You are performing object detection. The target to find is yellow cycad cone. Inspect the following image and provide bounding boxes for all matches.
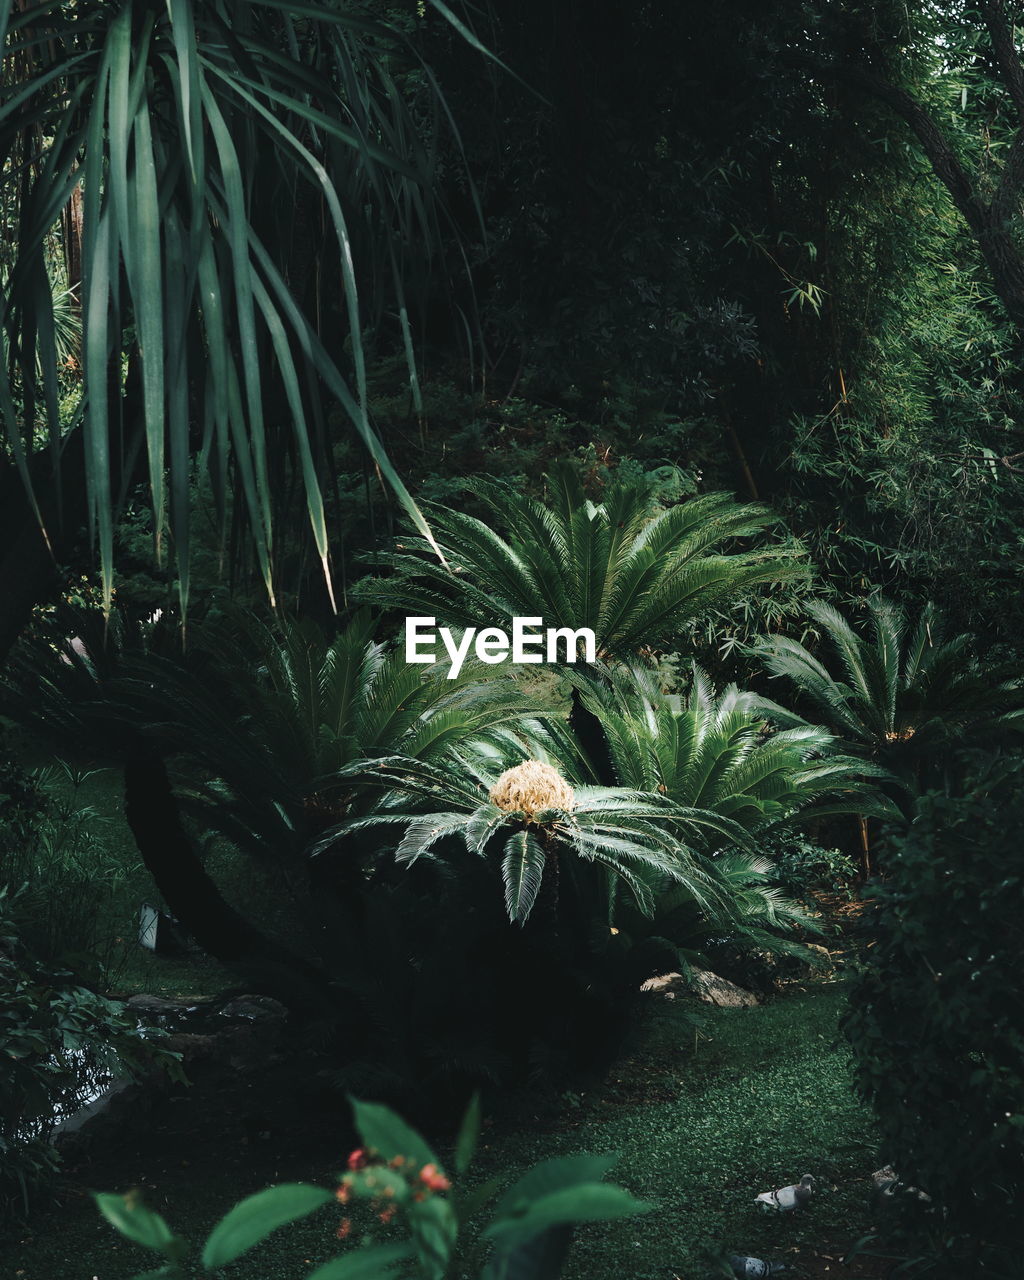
[489,761,575,818]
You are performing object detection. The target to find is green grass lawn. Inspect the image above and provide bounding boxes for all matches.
[470,981,878,1278]
[1,978,880,1280]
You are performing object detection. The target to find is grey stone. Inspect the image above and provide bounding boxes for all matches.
[690,968,759,1008]
[125,994,196,1016]
[218,994,288,1023]
[640,969,759,1007]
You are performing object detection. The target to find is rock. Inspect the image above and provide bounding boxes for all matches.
[690,968,759,1008]
[640,970,759,1007]
[640,972,686,996]
[50,1079,142,1155]
[164,1032,225,1064]
[218,994,288,1024]
[125,994,198,1017]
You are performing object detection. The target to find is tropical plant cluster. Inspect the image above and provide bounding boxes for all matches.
[4,0,1024,1274]
[6,453,1024,1274]
[6,467,886,1108]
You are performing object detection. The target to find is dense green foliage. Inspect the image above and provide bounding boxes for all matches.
[0,888,179,1221]
[4,0,1024,1273]
[844,756,1024,1275]
[574,661,898,827]
[7,584,852,1108]
[751,597,1024,794]
[0,0,479,613]
[361,461,805,657]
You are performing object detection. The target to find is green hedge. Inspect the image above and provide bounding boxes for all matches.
[845,755,1024,1273]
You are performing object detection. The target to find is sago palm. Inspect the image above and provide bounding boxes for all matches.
[318,755,747,926]
[570,661,900,833]
[20,607,541,863]
[749,597,1024,788]
[362,460,807,658]
[616,850,824,991]
[3,607,542,979]
[557,663,889,980]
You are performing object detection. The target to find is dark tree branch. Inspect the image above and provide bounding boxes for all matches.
[979,0,1024,128]
[124,746,331,1013]
[992,129,1024,223]
[821,59,987,237]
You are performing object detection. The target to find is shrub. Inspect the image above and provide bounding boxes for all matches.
[0,755,139,979]
[0,889,182,1223]
[844,754,1024,1274]
[94,1096,650,1280]
[750,598,1024,796]
[764,833,857,907]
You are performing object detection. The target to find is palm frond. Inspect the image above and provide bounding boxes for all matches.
[500,829,546,924]
[751,596,1024,788]
[359,465,808,655]
[572,661,893,844]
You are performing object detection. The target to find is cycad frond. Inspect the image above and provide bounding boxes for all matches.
[572,661,891,841]
[395,813,471,865]
[751,596,1024,786]
[360,459,807,655]
[501,829,546,924]
[327,744,735,927]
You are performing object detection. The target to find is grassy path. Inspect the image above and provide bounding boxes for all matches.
[2,980,883,1279]
[472,981,880,1278]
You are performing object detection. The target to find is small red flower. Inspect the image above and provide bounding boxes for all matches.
[336,1218,352,1240]
[418,1164,451,1192]
[335,1185,350,1204]
[346,1148,367,1171]
[378,1206,397,1225]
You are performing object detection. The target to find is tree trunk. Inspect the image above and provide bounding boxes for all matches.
[0,428,87,665]
[811,50,1024,348]
[124,746,330,1011]
[569,684,617,785]
[858,815,871,881]
[61,181,84,308]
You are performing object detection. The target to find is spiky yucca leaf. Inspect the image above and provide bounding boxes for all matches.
[1,0,482,609]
